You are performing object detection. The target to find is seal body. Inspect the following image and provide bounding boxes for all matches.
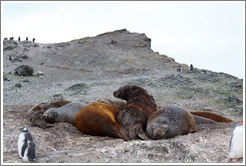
[43,103,85,124]
[229,122,243,162]
[147,105,196,139]
[18,127,37,162]
[113,85,158,140]
[74,102,130,141]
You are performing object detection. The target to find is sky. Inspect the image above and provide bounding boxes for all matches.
[1,1,245,79]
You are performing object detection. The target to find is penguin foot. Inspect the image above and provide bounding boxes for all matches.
[232,158,238,162]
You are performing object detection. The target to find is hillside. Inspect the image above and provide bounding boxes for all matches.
[2,29,243,163]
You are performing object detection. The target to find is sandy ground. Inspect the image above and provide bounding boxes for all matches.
[2,104,243,164]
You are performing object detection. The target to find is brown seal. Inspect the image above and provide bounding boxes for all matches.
[74,102,130,141]
[26,100,71,128]
[190,111,233,123]
[43,103,85,124]
[147,105,196,140]
[113,85,158,140]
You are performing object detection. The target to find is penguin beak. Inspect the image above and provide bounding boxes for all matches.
[18,128,22,131]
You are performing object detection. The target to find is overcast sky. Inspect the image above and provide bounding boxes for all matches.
[1,1,245,79]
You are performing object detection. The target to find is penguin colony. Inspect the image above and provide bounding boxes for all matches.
[18,127,37,162]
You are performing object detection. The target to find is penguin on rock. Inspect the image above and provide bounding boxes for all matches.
[229,120,243,162]
[18,127,37,162]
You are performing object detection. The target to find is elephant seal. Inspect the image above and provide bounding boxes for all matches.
[147,105,196,140]
[113,85,158,140]
[26,100,71,128]
[43,103,85,124]
[74,102,130,141]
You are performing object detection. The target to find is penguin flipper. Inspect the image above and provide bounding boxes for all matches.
[27,142,36,161]
[21,139,28,157]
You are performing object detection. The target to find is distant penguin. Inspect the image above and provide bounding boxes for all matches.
[18,36,21,41]
[26,37,28,41]
[32,38,35,42]
[190,64,193,71]
[18,127,37,162]
[177,65,182,72]
[229,121,243,162]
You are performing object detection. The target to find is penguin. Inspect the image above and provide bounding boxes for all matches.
[229,120,243,162]
[18,127,37,162]
[190,64,193,71]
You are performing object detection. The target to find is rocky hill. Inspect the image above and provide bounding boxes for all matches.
[2,29,243,163]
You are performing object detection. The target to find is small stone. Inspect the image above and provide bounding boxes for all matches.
[3,75,10,81]
[36,71,44,77]
[15,83,22,88]
[21,55,29,59]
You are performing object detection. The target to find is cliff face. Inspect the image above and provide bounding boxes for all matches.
[2,29,243,163]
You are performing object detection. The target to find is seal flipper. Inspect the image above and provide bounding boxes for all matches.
[128,123,148,140]
[192,114,216,124]
[190,111,233,123]
[116,123,130,141]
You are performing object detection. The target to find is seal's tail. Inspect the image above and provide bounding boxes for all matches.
[190,111,233,123]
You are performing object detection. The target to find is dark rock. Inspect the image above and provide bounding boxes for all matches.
[21,55,29,59]
[66,83,89,91]
[15,83,22,88]
[51,94,64,100]
[3,75,10,81]
[9,55,23,62]
[4,45,16,51]
[15,65,34,76]
[110,40,117,45]
[227,96,243,105]
[23,48,29,51]
[33,43,39,47]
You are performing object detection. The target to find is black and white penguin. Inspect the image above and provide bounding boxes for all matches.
[190,64,193,71]
[229,120,243,162]
[18,127,37,162]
